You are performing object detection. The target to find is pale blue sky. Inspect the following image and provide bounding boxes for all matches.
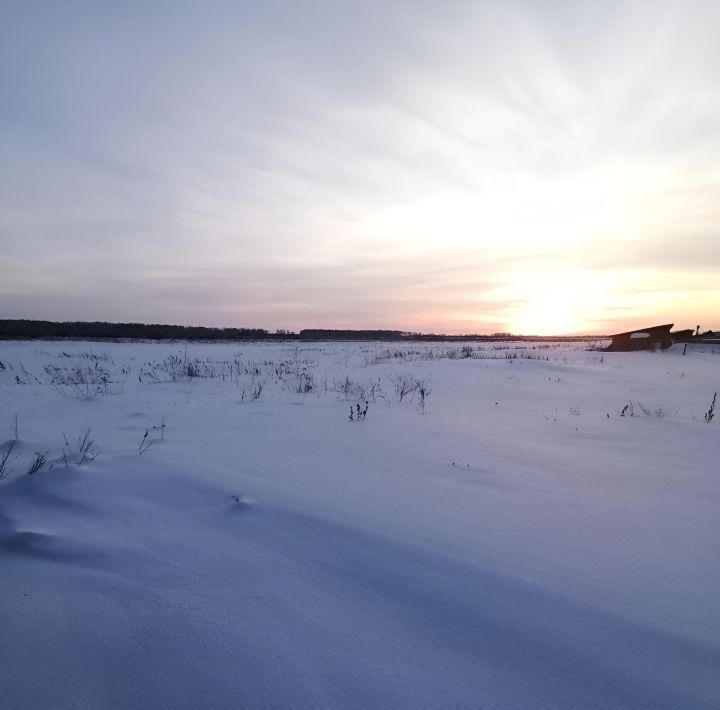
[1,0,718,333]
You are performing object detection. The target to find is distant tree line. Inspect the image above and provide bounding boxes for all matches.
[0,320,603,342]
[0,320,269,341]
[297,329,406,340]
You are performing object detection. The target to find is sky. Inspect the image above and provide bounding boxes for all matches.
[1,0,718,335]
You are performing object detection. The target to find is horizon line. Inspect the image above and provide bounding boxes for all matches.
[4,317,714,340]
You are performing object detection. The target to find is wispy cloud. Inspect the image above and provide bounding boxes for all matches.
[1,0,718,333]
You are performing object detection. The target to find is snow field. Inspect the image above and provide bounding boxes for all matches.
[1,340,719,709]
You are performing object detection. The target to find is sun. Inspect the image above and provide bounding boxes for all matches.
[510,296,586,336]
[504,268,609,335]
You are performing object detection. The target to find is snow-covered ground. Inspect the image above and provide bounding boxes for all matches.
[1,339,718,709]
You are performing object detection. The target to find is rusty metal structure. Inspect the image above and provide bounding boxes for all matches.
[605,324,674,352]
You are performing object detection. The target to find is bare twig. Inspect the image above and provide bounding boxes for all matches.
[705,392,717,423]
[27,452,48,475]
[0,440,17,480]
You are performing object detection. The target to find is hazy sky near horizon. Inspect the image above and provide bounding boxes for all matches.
[1,1,718,334]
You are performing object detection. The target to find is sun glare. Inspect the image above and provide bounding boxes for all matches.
[503,268,611,335]
[510,297,585,336]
